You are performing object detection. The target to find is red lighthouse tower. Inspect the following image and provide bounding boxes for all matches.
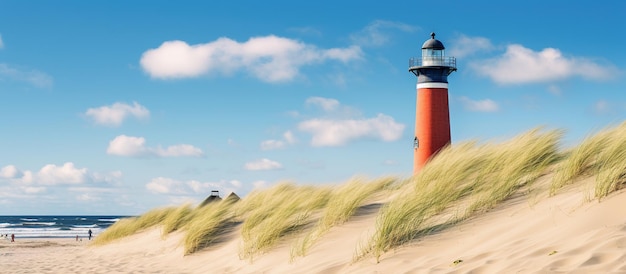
[409,33,457,174]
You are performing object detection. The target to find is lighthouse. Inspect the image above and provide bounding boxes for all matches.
[409,33,457,174]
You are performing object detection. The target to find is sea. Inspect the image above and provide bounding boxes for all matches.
[0,216,131,239]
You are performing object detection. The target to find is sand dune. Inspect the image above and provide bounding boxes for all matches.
[2,175,626,273]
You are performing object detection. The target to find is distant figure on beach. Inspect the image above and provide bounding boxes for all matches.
[11,233,14,242]
[88,229,92,240]
[76,235,79,241]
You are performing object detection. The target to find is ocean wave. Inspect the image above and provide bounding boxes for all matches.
[22,222,56,226]
[20,218,38,222]
[0,228,61,232]
[0,223,13,227]
[98,218,120,222]
[72,224,98,228]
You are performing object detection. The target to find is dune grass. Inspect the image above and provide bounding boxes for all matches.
[551,122,626,200]
[237,183,332,261]
[465,129,562,214]
[551,127,613,195]
[593,123,626,199]
[92,206,176,246]
[183,199,238,255]
[161,203,194,236]
[359,128,562,262]
[290,177,395,260]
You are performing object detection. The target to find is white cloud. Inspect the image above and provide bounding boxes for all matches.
[145,177,238,195]
[37,163,88,185]
[106,135,204,158]
[350,20,417,47]
[140,35,362,83]
[158,144,205,157]
[85,102,149,127]
[448,34,494,57]
[106,135,148,157]
[244,158,283,171]
[471,44,617,84]
[0,63,53,88]
[0,163,121,186]
[459,96,499,112]
[298,113,405,147]
[306,97,340,111]
[0,165,21,178]
[260,130,297,151]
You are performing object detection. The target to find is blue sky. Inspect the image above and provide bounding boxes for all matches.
[0,0,624,215]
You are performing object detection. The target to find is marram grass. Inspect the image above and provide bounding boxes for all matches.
[161,203,193,236]
[291,177,395,260]
[92,206,176,246]
[237,183,331,260]
[551,122,626,199]
[551,127,613,195]
[465,129,562,214]
[593,123,626,199]
[183,199,237,255]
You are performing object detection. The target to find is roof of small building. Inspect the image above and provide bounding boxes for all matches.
[199,192,222,207]
[224,192,241,202]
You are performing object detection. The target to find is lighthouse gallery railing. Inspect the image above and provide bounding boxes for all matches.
[409,57,456,69]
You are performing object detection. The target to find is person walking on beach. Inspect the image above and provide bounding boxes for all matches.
[11,233,14,242]
[88,229,92,240]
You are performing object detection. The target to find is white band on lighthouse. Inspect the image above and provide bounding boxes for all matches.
[417,82,448,89]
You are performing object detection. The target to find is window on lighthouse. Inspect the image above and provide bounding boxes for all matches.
[422,49,444,66]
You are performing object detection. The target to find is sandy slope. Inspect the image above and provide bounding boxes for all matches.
[2,177,626,273]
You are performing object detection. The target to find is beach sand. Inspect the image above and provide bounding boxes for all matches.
[3,179,626,273]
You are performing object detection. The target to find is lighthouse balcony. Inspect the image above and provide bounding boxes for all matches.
[409,56,457,70]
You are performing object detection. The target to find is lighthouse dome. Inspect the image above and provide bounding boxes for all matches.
[421,32,445,50]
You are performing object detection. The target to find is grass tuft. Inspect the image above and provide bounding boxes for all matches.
[551,128,612,195]
[183,199,238,255]
[92,206,175,246]
[291,177,394,259]
[237,183,331,261]
[551,122,626,199]
[162,203,193,236]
